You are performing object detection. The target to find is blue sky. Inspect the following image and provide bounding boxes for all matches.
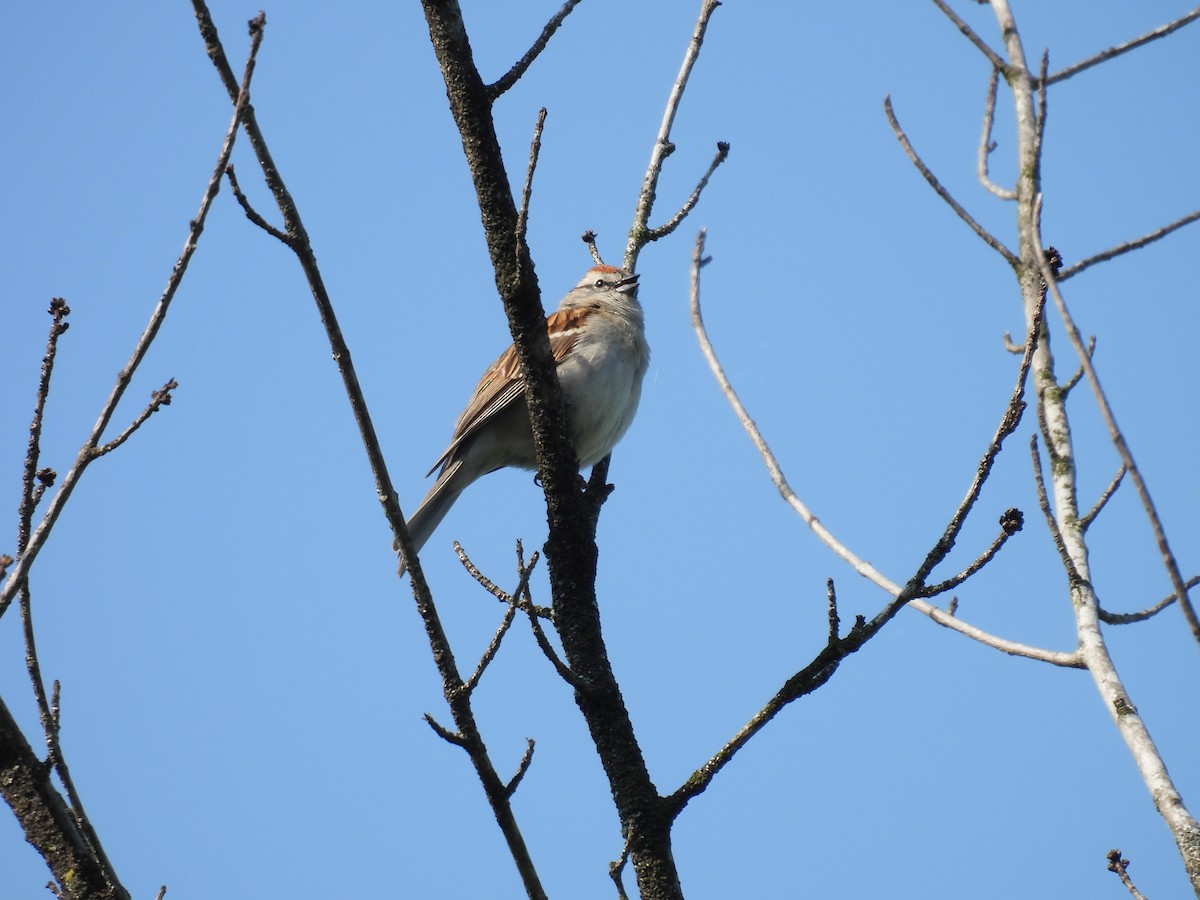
[3,1,1199,897]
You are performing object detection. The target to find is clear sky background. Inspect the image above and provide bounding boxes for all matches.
[2,2,1199,898]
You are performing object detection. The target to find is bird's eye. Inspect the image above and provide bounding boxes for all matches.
[594,279,606,288]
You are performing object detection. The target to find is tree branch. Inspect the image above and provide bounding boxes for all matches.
[1034,196,1200,644]
[930,0,1006,70]
[0,15,259,617]
[1099,575,1199,625]
[885,95,1019,266]
[1058,208,1200,280]
[1046,7,1200,86]
[977,68,1016,200]
[197,5,551,896]
[487,0,584,99]
[625,0,723,272]
[689,230,1076,666]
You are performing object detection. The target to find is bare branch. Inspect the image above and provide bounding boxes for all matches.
[93,380,179,459]
[1059,208,1200,280]
[1046,8,1200,86]
[643,141,730,244]
[200,7,550,894]
[1034,196,1200,643]
[225,164,290,244]
[825,579,840,645]
[1100,575,1199,625]
[580,230,605,266]
[977,68,1016,200]
[1060,335,1096,396]
[453,541,551,618]
[930,0,1006,70]
[625,0,723,271]
[463,604,518,696]
[689,230,1076,666]
[515,108,548,264]
[423,713,466,746]
[0,695,129,900]
[1035,50,1048,160]
[920,510,1023,598]
[884,95,1019,266]
[1080,464,1126,532]
[487,0,584,99]
[504,739,536,798]
[1030,433,1084,586]
[0,15,260,615]
[1106,848,1150,900]
[8,299,71,621]
[609,831,634,900]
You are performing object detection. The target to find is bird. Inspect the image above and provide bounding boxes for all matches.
[398,264,650,575]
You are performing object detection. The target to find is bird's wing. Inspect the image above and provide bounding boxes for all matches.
[425,306,589,477]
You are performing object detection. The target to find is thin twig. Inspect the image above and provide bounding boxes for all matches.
[643,141,730,244]
[1106,849,1150,900]
[461,546,543,694]
[0,16,261,614]
[691,229,1075,672]
[5,26,265,893]
[423,712,466,746]
[930,0,1007,70]
[920,510,1023,598]
[1035,195,1200,643]
[580,230,604,266]
[906,281,1043,590]
[1030,434,1082,585]
[201,9,548,894]
[1080,464,1126,532]
[515,108,548,264]
[487,0,584,99]
[624,0,723,271]
[504,739,536,798]
[609,831,635,900]
[93,380,178,458]
[1047,7,1200,85]
[977,69,1015,200]
[225,164,290,244]
[1059,208,1200,280]
[521,578,583,688]
[1100,575,1198,625]
[454,542,551,618]
[463,605,518,696]
[825,579,840,644]
[690,229,1077,666]
[1060,335,1096,397]
[1035,51,1048,160]
[6,299,71,622]
[885,96,1019,267]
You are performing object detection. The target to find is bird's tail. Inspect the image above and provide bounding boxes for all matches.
[397,460,468,577]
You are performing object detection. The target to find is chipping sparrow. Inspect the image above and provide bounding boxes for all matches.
[398,265,650,575]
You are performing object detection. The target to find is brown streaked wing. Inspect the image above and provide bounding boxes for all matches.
[425,306,589,476]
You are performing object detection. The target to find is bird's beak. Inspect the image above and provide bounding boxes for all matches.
[616,273,639,296]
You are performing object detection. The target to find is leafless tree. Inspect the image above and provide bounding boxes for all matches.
[1,3,1197,899]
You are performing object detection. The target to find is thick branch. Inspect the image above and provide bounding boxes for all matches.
[0,694,129,900]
